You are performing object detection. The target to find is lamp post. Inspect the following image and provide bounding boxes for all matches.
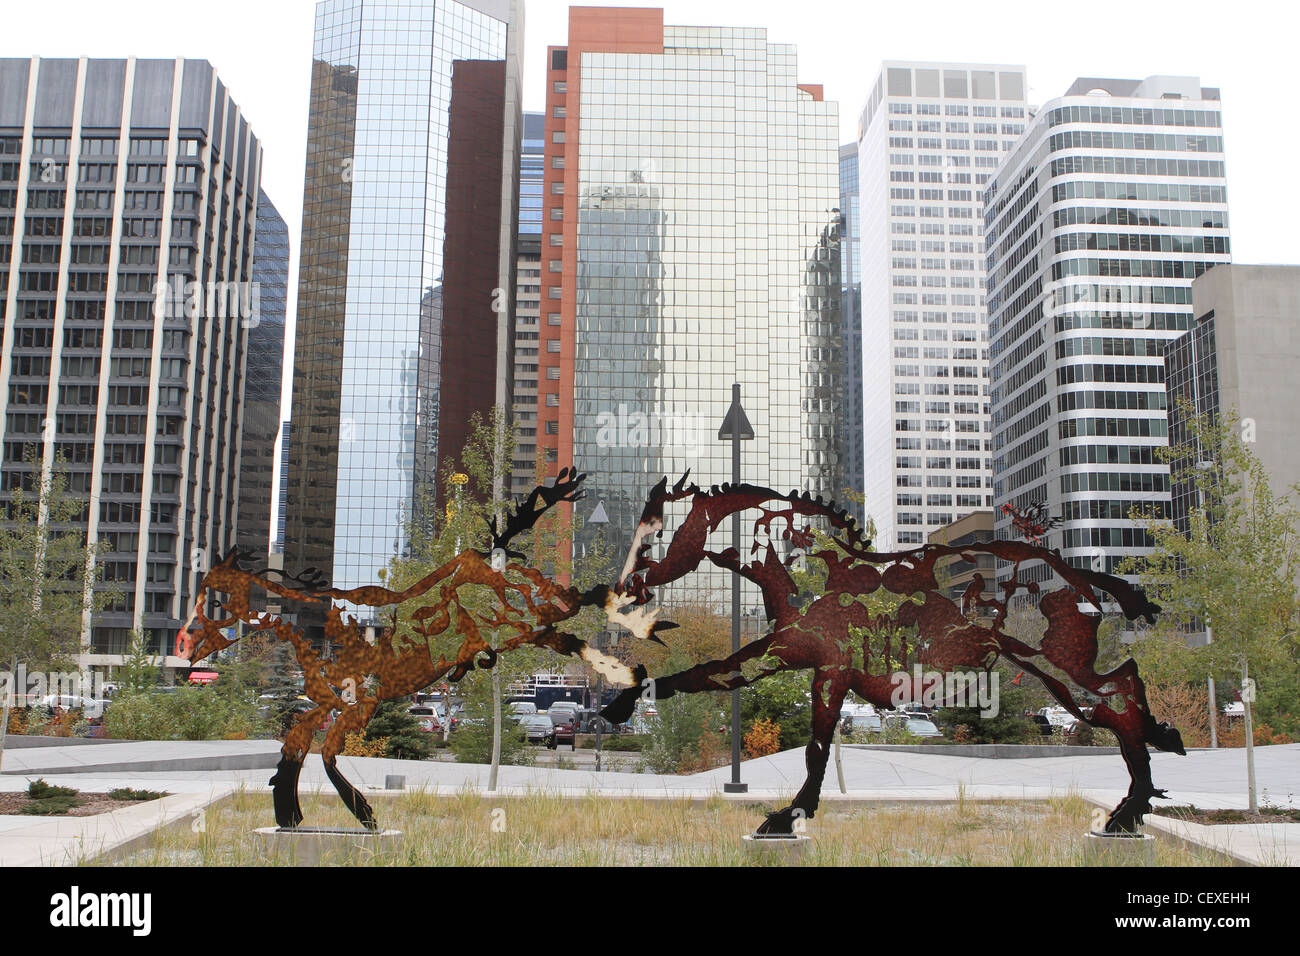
[718,383,754,794]
[589,500,609,772]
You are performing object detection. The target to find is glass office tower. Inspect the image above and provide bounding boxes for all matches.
[236,188,287,572]
[985,76,1230,588]
[284,0,523,598]
[510,110,545,495]
[537,9,842,606]
[839,142,864,523]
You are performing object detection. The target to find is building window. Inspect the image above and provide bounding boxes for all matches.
[552,131,566,144]
[553,80,567,94]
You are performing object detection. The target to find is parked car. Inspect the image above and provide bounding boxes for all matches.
[842,712,882,734]
[1039,706,1074,730]
[884,713,943,738]
[37,694,107,720]
[547,701,580,725]
[408,705,442,734]
[548,716,577,750]
[1026,713,1053,737]
[508,701,537,720]
[520,715,554,744]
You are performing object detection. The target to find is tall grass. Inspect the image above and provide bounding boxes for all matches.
[108,789,1224,867]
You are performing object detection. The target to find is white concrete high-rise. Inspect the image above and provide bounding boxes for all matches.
[984,76,1231,588]
[857,62,1027,548]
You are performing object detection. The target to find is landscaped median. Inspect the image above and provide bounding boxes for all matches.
[0,784,236,866]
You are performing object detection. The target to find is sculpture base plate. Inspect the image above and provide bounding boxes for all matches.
[741,832,811,862]
[255,826,402,866]
[1082,829,1155,866]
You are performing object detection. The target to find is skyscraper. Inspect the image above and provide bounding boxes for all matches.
[985,76,1231,586]
[283,0,523,598]
[0,56,262,666]
[534,7,842,601]
[839,143,864,524]
[511,110,545,495]
[236,188,287,572]
[858,62,1027,550]
[1165,264,1300,537]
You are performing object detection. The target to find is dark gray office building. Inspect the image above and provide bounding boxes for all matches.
[0,56,263,670]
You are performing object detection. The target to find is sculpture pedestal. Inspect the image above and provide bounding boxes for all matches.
[1082,830,1155,865]
[255,826,403,866]
[741,833,810,862]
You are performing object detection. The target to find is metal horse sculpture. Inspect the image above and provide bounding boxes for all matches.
[600,474,1185,834]
[177,470,666,829]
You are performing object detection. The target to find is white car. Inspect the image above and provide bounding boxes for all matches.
[884,713,943,738]
[38,694,107,719]
[1040,706,1074,729]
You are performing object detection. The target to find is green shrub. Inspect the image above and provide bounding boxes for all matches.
[28,778,78,799]
[578,734,644,751]
[102,686,263,741]
[448,719,528,764]
[108,787,167,801]
[642,693,724,774]
[22,796,81,815]
[24,779,82,815]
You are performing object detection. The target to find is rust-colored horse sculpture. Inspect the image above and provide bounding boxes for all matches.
[600,474,1185,834]
[178,470,666,829]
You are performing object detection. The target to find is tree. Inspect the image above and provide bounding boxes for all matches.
[364,699,434,761]
[116,629,161,696]
[384,407,610,788]
[0,460,111,770]
[1120,404,1300,808]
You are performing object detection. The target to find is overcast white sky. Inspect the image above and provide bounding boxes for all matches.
[4,0,1295,415]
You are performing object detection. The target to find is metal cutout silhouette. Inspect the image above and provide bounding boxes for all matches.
[598,474,1184,834]
[182,468,1183,835]
[177,469,665,829]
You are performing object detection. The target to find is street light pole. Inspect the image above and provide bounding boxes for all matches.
[588,500,609,773]
[718,383,754,794]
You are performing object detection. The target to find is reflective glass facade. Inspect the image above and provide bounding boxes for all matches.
[510,111,544,494]
[539,12,842,607]
[285,0,521,595]
[236,188,287,571]
[839,142,864,522]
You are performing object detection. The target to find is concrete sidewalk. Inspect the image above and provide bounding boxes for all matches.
[0,739,281,776]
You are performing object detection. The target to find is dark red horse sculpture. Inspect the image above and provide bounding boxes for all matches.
[600,474,1185,834]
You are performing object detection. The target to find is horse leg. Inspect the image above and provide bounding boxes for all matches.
[600,634,780,725]
[757,667,846,834]
[271,706,328,828]
[319,697,379,830]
